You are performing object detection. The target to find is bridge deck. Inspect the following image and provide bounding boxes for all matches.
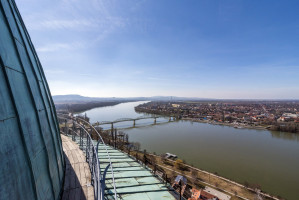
[94,116,162,126]
[61,135,94,200]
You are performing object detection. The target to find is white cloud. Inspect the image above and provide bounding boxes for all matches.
[44,69,65,74]
[36,42,83,52]
[147,77,170,81]
[38,19,95,30]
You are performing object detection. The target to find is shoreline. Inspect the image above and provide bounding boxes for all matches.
[135,105,299,134]
[154,155,280,200]
[134,107,270,132]
[182,117,268,131]
[130,150,281,200]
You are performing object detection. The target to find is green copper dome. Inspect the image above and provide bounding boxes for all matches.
[0,0,64,199]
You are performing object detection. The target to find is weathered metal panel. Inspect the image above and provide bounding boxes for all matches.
[0,0,65,199]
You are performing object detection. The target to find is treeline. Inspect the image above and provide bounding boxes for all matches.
[269,122,299,133]
[55,101,123,113]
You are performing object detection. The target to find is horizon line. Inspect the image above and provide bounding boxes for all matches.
[52,94,299,101]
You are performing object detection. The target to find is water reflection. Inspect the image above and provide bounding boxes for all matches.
[270,131,299,142]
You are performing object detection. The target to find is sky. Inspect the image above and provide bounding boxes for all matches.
[15,0,299,99]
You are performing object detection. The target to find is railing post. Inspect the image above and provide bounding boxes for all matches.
[179,179,182,200]
[111,128,114,146]
[101,164,111,200]
[80,127,83,149]
[72,122,75,141]
[91,146,95,186]
[95,153,101,199]
[114,129,117,149]
[65,119,68,136]
[96,140,101,155]
[86,136,89,162]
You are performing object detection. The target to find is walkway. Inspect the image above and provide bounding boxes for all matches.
[61,135,94,200]
[97,143,176,200]
[63,135,176,199]
[59,119,176,200]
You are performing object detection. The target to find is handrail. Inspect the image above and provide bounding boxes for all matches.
[74,117,118,200]
[58,116,103,199]
[57,115,118,200]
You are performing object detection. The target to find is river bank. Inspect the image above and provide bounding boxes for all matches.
[130,150,280,200]
[135,101,299,134]
[182,117,268,131]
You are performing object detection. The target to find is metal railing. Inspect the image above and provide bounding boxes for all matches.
[58,115,118,200]
[74,117,118,200]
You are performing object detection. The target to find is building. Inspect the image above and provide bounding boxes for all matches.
[188,188,201,200]
[188,188,220,200]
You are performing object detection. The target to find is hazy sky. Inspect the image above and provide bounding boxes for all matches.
[16,0,299,99]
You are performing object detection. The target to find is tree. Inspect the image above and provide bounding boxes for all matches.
[171,170,177,182]
[244,181,249,188]
[175,159,184,170]
[191,169,198,182]
[143,149,147,165]
[132,142,141,151]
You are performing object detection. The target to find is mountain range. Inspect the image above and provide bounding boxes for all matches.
[52,94,210,103]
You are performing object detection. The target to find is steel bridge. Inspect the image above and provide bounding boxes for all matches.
[93,116,178,130]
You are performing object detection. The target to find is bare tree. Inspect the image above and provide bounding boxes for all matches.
[133,142,141,151]
[191,169,198,183]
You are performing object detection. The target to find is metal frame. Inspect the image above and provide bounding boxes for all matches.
[58,115,118,200]
[75,117,118,200]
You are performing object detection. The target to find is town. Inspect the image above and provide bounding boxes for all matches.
[135,101,299,133]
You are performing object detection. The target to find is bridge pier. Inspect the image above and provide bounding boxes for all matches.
[133,120,136,127]
[154,117,157,124]
[111,123,114,130]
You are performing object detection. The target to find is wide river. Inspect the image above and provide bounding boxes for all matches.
[83,101,299,200]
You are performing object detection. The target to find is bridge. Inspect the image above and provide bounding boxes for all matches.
[93,116,178,130]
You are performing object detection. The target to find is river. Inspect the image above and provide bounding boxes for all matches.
[82,101,299,200]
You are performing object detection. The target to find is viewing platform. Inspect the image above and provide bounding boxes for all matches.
[59,116,176,200]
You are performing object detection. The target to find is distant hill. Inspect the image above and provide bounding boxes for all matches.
[53,94,115,102]
[52,95,146,103]
[53,94,94,102]
[53,95,145,112]
[52,94,211,103]
[149,96,212,101]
